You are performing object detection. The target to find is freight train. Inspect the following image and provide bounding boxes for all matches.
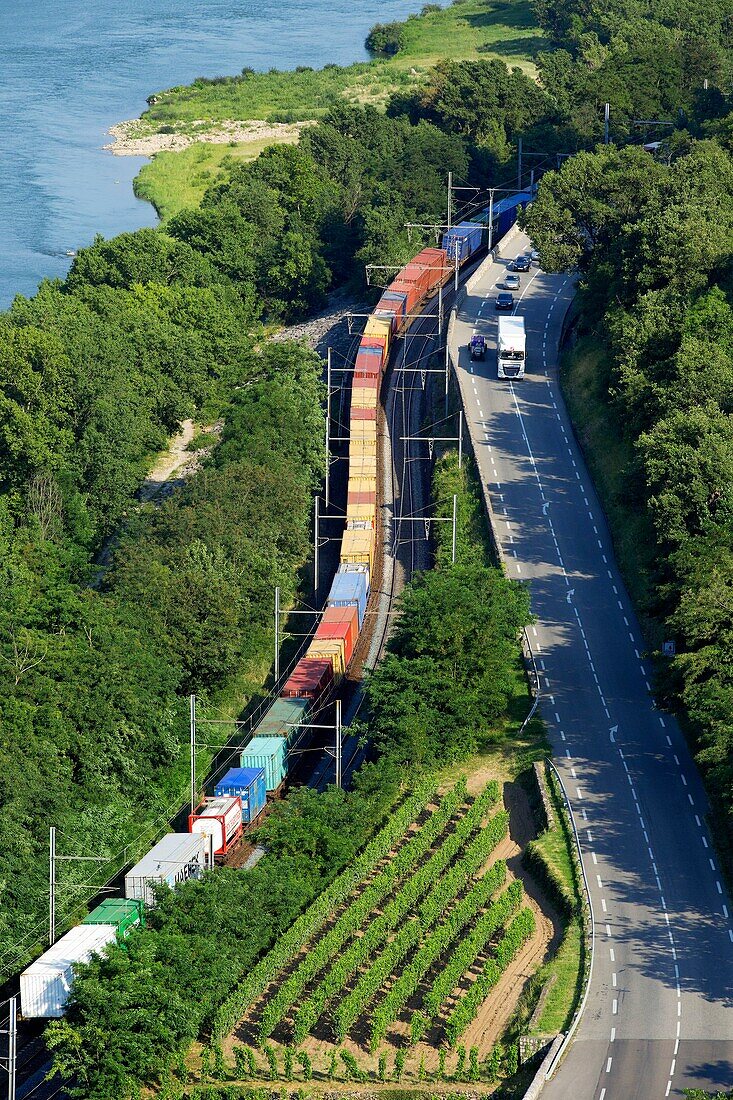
[19,190,531,1020]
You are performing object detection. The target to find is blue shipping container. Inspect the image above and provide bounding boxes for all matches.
[327,567,369,628]
[215,766,267,823]
[491,192,532,241]
[442,222,483,263]
[241,737,288,792]
[254,696,310,749]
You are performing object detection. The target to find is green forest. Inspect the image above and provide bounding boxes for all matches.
[1,0,732,1092]
[0,92,480,971]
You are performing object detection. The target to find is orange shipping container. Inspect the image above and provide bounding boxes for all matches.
[316,605,359,666]
[351,407,377,422]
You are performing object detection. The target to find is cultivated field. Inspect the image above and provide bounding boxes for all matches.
[211,776,560,1086]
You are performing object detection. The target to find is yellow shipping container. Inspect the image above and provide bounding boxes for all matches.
[350,438,378,457]
[306,638,345,677]
[364,316,392,358]
[351,386,379,410]
[351,460,378,481]
[350,420,378,442]
[347,502,377,526]
[341,528,375,573]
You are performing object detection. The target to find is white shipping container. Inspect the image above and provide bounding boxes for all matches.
[21,924,117,1018]
[190,796,242,853]
[125,832,209,906]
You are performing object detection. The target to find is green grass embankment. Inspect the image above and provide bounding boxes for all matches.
[134,136,300,219]
[560,335,659,634]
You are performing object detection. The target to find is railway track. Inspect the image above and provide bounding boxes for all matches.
[3,267,472,1098]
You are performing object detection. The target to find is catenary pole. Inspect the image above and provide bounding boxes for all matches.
[314,495,319,596]
[458,410,463,469]
[604,102,610,144]
[49,827,55,946]
[8,995,16,1100]
[444,340,450,417]
[488,189,495,253]
[335,699,342,789]
[274,586,280,684]
[325,349,331,509]
[190,694,197,817]
[1,995,17,1100]
[447,170,452,230]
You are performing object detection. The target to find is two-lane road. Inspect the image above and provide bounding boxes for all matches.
[450,234,733,1099]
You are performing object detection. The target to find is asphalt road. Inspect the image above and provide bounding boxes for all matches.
[450,231,733,1099]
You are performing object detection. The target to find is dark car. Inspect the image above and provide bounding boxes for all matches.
[510,254,531,272]
[495,292,514,311]
[469,335,486,360]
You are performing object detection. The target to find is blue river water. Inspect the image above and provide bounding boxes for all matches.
[0,0,419,307]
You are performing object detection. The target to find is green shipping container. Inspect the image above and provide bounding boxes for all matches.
[83,899,144,938]
[241,736,288,791]
[253,697,310,750]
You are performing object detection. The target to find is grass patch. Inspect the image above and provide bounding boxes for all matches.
[522,769,584,1034]
[139,0,541,133]
[560,334,659,635]
[391,0,543,72]
[134,136,299,220]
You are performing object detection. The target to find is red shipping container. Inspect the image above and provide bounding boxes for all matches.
[360,339,385,361]
[315,605,359,667]
[389,279,420,313]
[281,658,334,700]
[355,353,381,382]
[347,490,377,506]
[417,247,449,293]
[350,407,377,421]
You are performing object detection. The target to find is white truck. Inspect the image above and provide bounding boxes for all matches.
[497,315,526,379]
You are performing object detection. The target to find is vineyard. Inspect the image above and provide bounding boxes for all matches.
[220,779,545,1079]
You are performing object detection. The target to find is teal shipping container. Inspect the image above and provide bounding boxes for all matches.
[241,736,288,791]
[253,697,310,750]
[82,899,144,938]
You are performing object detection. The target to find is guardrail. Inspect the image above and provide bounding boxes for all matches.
[445,239,594,1093]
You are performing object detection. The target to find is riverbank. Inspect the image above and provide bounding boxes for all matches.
[120,0,543,220]
[106,117,313,157]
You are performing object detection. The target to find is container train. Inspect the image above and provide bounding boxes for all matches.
[19,190,531,1020]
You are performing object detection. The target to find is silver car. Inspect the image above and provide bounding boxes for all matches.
[504,273,521,290]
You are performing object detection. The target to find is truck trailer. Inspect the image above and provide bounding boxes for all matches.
[497,316,526,379]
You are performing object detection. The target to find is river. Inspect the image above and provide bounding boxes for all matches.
[0,0,419,308]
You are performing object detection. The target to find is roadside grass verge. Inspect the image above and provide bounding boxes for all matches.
[525,813,584,1034]
[560,334,659,637]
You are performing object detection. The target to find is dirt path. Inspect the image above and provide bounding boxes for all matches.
[138,418,197,502]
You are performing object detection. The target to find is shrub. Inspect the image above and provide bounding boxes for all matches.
[365,21,406,55]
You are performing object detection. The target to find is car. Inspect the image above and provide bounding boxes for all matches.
[530,249,540,264]
[495,292,514,311]
[469,335,486,360]
[510,254,531,272]
[504,273,521,290]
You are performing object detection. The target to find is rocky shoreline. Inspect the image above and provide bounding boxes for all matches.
[105,117,312,157]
